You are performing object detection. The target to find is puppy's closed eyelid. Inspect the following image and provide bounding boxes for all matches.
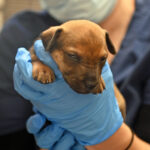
[99,56,107,64]
[65,52,81,62]
[100,57,106,61]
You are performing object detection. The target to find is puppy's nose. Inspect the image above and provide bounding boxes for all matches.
[86,82,97,90]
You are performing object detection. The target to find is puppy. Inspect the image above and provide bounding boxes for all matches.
[30,20,126,118]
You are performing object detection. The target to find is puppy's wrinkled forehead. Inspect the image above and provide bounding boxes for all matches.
[61,20,105,45]
[61,20,107,56]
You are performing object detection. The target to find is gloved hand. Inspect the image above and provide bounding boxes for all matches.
[13,40,123,146]
[27,111,85,150]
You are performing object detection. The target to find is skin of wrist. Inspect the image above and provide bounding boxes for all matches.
[129,134,150,150]
[86,123,150,150]
[86,123,133,150]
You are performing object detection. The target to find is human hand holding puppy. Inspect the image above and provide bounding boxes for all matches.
[13,40,123,148]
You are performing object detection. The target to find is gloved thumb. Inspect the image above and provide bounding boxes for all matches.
[35,124,64,149]
[15,47,32,79]
[26,113,46,134]
[34,40,62,79]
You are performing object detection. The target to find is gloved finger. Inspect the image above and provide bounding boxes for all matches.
[15,47,32,79]
[34,40,62,79]
[14,48,38,95]
[35,124,64,149]
[51,132,75,150]
[13,62,45,101]
[71,142,85,150]
[26,113,46,134]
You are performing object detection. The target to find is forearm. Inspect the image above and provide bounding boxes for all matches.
[86,123,150,150]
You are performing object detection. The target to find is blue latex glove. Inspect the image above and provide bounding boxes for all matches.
[27,111,85,150]
[13,40,123,145]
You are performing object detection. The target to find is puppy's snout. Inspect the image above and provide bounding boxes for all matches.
[84,77,98,90]
[84,72,99,90]
[86,82,97,90]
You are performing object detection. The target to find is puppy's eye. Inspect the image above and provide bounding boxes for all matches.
[66,53,80,62]
[99,56,106,63]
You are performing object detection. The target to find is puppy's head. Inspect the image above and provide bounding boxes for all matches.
[40,20,116,94]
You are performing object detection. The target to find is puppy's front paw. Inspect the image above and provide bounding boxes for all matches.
[32,61,55,84]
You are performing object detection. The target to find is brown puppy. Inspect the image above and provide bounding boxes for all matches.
[30,20,115,93]
[30,20,126,118]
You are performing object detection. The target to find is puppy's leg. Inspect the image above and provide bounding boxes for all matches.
[30,46,55,84]
[114,84,126,120]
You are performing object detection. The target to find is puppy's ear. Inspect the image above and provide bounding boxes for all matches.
[40,27,63,52]
[105,32,116,54]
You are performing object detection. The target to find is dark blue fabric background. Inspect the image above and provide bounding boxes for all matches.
[111,0,150,125]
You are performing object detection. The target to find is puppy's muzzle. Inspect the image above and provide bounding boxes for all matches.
[84,78,98,91]
[86,82,98,90]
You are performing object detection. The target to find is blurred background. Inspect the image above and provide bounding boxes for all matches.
[0,0,41,28]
